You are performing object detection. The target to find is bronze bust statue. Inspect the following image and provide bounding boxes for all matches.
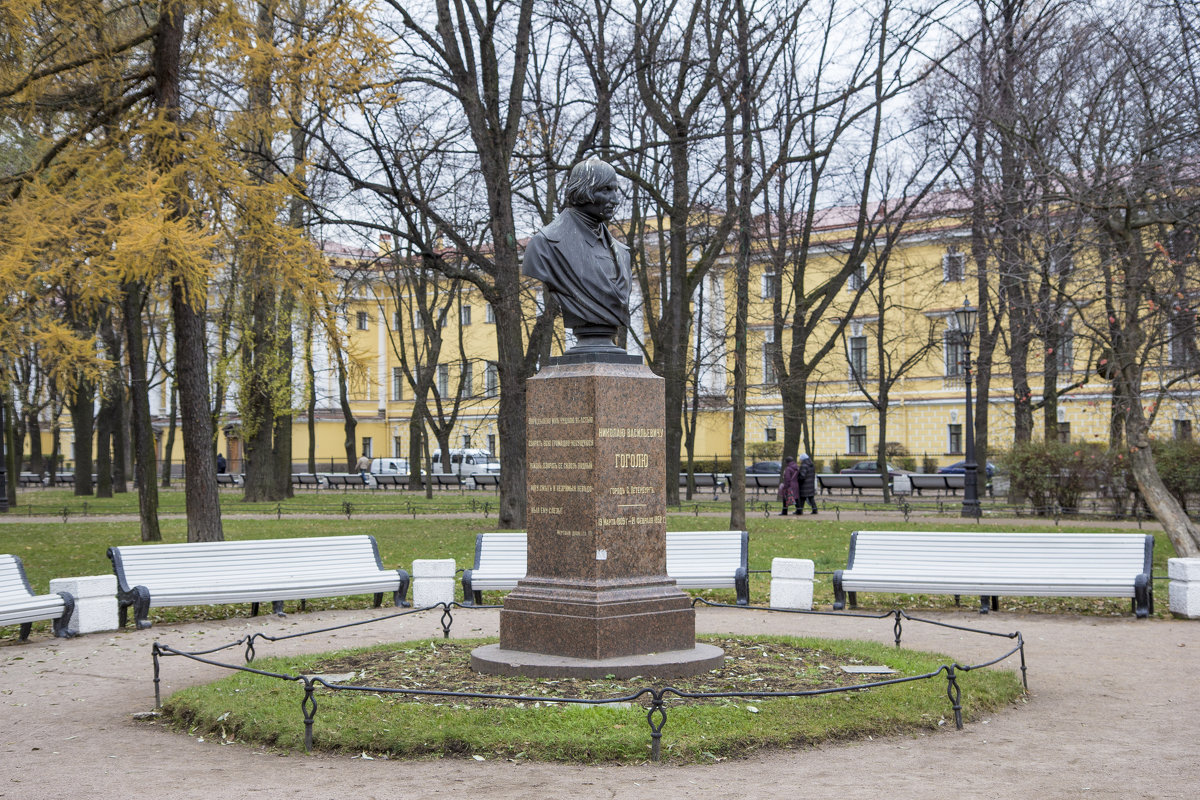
[522,157,631,353]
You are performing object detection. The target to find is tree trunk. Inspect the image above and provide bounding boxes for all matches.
[160,381,177,488]
[172,279,224,541]
[68,379,95,496]
[95,389,113,499]
[123,280,161,541]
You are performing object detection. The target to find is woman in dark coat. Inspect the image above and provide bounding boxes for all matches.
[798,453,818,514]
[778,456,800,515]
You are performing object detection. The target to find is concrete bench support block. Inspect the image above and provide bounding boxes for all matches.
[1168,558,1200,619]
[412,559,457,608]
[48,574,118,635]
[770,558,814,610]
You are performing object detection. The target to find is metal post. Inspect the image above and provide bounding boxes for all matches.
[954,299,980,519]
[961,339,979,518]
[0,395,8,513]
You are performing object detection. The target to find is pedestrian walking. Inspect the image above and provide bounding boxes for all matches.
[798,453,818,514]
[778,456,800,515]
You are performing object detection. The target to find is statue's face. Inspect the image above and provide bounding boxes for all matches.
[574,176,622,221]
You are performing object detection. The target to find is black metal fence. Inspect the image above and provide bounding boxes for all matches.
[150,599,1027,762]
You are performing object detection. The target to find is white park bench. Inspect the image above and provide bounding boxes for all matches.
[107,535,410,629]
[818,473,888,495]
[1,554,75,640]
[461,530,750,606]
[908,473,965,496]
[324,473,367,490]
[833,530,1155,617]
[679,472,728,499]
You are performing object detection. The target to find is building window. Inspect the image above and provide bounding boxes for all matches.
[848,264,866,291]
[462,434,472,448]
[487,433,496,455]
[461,305,472,326]
[849,335,867,381]
[486,303,496,323]
[356,311,369,330]
[1170,311,1198,368]
[848,425,867,455]
[1050,247,1073,275]
[762,330,779,386]
[393,311,402,330]
[765,427,777,442]
[1175,420,1193,441]
[761,270,777,299]
[392,367,404,401]
[943,248,965,282]
[460,360,473,397]
[485,361,499,397]
[393,436,403,457]
[413,309,423,329]
[1057,330,1074,373]
[948,423,963,454]
[437,364,449,397]
[944,330,965,377]
[361,437,372,458]
[1057,422,1070,443]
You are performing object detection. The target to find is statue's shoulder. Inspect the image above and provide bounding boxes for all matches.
[538,210,578,244]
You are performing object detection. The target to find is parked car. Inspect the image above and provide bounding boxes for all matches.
[840,460,911,477]
[430,448,500,486]
[938,460,997,479]
[746,461,782,474]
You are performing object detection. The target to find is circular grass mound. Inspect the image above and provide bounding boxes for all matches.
[161,634,1024,764]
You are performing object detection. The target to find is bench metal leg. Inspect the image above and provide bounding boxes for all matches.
[272,600,286,616]
[1134,577,1152,618]
[848,591,857,609]
[132,587,152,629]
[734,569,750,606]
[251,602,260,617]
[461,571,475,606]
[52,593,75,638]
[18,622,31,641]
[396,573,410,607]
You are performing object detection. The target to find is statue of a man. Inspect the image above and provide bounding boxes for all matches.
[522,157,631,351]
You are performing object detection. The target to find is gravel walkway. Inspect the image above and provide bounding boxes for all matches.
[2,601,1197,800]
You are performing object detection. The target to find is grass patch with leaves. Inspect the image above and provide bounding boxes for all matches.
[0,510,1177,641]
[161,634,1024,763]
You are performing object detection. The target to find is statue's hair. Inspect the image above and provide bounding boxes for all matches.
[564,157,618,207]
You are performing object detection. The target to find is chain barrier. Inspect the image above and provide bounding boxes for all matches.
[149,600,1027,761]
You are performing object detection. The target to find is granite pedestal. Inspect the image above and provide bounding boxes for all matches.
[473,356,719,678]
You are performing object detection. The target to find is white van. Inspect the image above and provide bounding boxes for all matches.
[430,449,499,486]
[369,457,410,475]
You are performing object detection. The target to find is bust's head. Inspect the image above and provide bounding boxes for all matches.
[564,157,622,222]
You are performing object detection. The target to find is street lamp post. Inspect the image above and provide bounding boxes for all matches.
[955,299,979,518]
[0,397,7,513]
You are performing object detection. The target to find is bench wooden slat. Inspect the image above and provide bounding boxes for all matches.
[461,531,749,606]
[0,554,74,640]
[833,530,1154,617]
[107,535,410,629]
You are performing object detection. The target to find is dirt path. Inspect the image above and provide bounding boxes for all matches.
[2,603,1197,800]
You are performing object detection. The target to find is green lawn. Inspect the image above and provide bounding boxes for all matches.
[0,491,1178,640]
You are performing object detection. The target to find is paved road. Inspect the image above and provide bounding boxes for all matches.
[2,602,1197,800]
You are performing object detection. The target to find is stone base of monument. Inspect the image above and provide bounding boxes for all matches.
[471,642,724,679]
[472,355,724,678]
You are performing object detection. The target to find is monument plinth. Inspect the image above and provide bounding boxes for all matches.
[472,356,721,678]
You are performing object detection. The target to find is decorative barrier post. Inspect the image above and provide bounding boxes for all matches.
[1168,558,1200,619]
[769,558,814,610]
[48,574,118,635]
[411,559,457,608]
